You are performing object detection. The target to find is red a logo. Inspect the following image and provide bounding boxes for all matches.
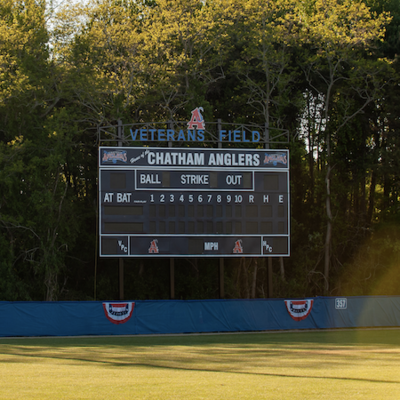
[233,240,243,254]
[187,107,205,130]
[148,239,159,254]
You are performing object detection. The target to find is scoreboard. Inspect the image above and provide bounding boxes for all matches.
[99,147,290,257]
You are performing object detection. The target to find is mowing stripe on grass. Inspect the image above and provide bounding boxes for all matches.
[1,329,399,399]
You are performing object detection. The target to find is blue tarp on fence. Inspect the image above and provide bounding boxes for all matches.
[1,296,400,337]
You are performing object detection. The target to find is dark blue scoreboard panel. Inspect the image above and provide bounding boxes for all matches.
[99,147,290,257]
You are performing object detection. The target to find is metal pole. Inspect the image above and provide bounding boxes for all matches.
[170,258,175,299]
[168,121,175,299]
[218,119,225,299]
[119,258,124,300]
[219,258,225,299]
[264,123,273,298]
[268,259,273,298]
[117,119,124,300]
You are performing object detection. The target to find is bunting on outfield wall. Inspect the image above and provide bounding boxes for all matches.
[102,302,135,324]
[2,297,400,337]
[284,299,314,321]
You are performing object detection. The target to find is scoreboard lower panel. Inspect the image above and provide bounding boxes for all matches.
[99,147,290,257]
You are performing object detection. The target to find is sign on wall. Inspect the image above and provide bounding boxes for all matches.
[99,147,290,257]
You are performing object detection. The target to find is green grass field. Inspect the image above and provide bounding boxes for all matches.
[0,329,399,399]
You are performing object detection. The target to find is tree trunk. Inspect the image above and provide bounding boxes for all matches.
[367,169,377,226]
[235,258,243,297]
[324,162,333,294]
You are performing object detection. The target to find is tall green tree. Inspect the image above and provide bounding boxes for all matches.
[230,0,301,129]
[138,0,235,121]
[297,0,391,293]
[0,0,88,300]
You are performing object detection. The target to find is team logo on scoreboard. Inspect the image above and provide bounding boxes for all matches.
[148,239,159,254]
[102,302,134,324]
[284,299,314,321]
[264,152,287,166]
[102,150,128,164]
[233,239,243,254]
[188,107,205,130]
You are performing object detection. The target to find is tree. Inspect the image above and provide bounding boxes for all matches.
[0,0,86,300]
[230,0,302,129]
[138,0,236,121]
[298,0,392,293]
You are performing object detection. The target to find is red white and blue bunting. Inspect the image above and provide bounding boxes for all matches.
[102,302,135,324]
[284,299,314,321]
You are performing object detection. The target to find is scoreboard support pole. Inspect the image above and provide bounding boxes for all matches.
[268,258,273,298]
[168,123,175,300]
[265,123,273,299]
[118,119,125,300]
[219,259,225,299]
[218,119,225,299]
[170,258,175,299]
[119,258,124,300]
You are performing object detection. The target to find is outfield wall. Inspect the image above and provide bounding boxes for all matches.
[1,296,400,337]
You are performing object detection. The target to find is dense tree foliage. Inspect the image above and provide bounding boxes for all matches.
[0,0,399,300]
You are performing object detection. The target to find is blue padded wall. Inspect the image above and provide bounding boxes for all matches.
[1,296,399,337]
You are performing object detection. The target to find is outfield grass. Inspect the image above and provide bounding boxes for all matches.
[0,329,399,399]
